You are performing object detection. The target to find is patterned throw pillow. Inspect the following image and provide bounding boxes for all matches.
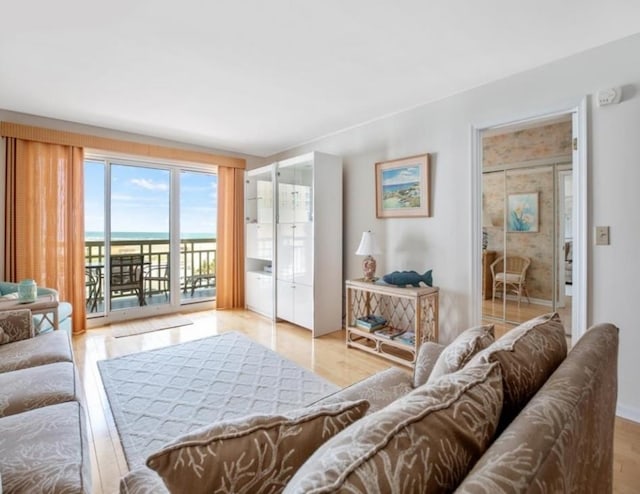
[0,309,34,345]
[283,362,503,494]
[412,341,446,388]
[469,312,567,430]
[146,400,370,494]
[426,324,495,383]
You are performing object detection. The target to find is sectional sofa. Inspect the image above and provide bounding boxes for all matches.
[120,312,618,493]
[0,309,90,494]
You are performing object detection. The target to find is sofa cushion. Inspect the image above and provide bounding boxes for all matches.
[456,323,618,494]
[413,341,446,388]
[0,362,80,417]
[283,362,503,494]
[311,367,412,414]
[469,312,567,430]
[427,324,495,383]
[0,329,73,373]
[0,401,91,494]
[146,399,370,494]
[0,309,34,345]
[121,467,166,494]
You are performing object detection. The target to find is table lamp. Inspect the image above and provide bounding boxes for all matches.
[355,230,382,282]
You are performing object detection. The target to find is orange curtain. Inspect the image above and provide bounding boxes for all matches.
[216,166,245,308]
[4,138,86,333]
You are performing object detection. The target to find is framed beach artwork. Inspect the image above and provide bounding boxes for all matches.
[375,154,430,218]
[507,192,539,232]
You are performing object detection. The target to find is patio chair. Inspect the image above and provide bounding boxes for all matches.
[490,255,531,307]
[145,264,170,300]
[110,254,145,306]
[85,266,102,312]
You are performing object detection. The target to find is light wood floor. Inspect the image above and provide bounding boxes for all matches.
[74,309,640,494]
[482,296,572,339]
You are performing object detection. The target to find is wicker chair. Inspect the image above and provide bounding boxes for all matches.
[490,255,531,307]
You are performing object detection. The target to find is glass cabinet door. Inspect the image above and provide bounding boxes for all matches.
[246,169,274,225]
[277,159,313,224]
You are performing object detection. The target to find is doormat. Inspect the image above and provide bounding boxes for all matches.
[111,314,193,338]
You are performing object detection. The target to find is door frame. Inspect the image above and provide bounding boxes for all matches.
[557,166,573,308]
[470,98,588,344]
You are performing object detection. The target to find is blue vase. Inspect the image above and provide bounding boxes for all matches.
[18,279,37,303]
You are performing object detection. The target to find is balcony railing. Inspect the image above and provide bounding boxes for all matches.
[85,238,216,313]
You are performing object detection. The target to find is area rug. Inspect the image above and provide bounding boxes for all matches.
[111,314,193,338]
[97,332,338,468]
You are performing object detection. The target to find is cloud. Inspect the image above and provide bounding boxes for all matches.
[382,166,420,186]
[131,178,169,191]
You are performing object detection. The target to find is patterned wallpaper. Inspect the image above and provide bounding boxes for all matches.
[484,168,554,300]
[482,121,572,302]
[483,121,572,167]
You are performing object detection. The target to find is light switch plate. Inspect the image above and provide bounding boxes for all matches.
[595,226,610,245]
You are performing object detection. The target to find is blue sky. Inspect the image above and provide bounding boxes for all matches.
[84,160,217,234]
[381,165,420,186]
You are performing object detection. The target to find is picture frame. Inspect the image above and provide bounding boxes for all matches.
[375,154,430,218]
[507,192,539,232]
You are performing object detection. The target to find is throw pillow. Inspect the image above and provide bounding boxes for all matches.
[283,362,503,494]
[146,399,370,494]
[412,341,446,388]
[0,309,34,345]
[426,324,495,383]
[469,312,567,430]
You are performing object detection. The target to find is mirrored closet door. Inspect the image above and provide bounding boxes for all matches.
[481,117,573,332]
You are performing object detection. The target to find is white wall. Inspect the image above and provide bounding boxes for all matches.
[251,33,640,421]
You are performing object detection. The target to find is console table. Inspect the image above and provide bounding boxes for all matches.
[345,279,439,368]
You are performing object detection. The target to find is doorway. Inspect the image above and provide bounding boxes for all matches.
[84,156,217,324]
[473,106,587,342]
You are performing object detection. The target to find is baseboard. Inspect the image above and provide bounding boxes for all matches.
[616,403,640,423]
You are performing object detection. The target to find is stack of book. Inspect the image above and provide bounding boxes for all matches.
[374,327,406,339]
[355,314,387,332]
[393,330,416,346]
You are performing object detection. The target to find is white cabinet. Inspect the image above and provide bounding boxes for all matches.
[246,271,273,317]
[246,223,273,261]
[245,152,342,336]
[276,223,313,286]
[245,165,275,318]
[277,281,313,330]
[275,152,342,337]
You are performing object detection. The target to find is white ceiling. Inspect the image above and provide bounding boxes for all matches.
[2,1,640,157]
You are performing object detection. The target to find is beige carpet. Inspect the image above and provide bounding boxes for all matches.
[112,314,193,338]
[98,332,338,467]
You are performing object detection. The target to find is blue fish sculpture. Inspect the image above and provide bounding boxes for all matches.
[383,270,433,287]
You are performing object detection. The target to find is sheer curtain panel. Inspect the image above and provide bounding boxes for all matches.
[4,138,86,332]
[216,166,245,309]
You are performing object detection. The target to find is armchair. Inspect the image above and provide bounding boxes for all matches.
[490,255,531,307]
[0,282,73,334]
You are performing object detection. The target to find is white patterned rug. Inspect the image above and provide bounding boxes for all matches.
[97,332,338,468]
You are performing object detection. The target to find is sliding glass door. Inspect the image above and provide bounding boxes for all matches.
[179,171,217,303]
[84,157,217,321]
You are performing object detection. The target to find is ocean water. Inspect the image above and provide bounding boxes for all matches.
[382,181,419,193]
[85,231,215,241]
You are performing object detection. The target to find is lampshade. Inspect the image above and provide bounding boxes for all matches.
[355,231,382,256]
